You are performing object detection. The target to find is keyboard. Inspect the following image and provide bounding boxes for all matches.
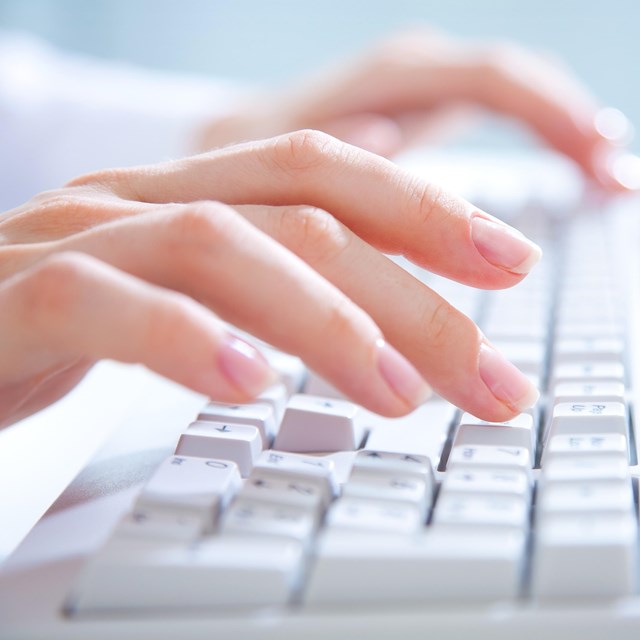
[2,154,640,639]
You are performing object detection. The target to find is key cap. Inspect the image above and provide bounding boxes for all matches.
[135,456,241,531]
[175,421,262,477]
[447,445,532,476]
[253,450,339,503]
[542,433,628,463]
[114,510,206,543]
[70,535,304,612]
[220,497,317,543]
[253,383,289,424]
[240,469,327,518]
[454,412,535,454]
[531,513,637,598]
[440,468,531,499]
[342,469,434,519]
[552,361,625,384]
[362,400,456,468]
[432,493,529,531]
[553,338,624,363]
[537,480,634,517]
[552,381,625,404]
[352,450,434,482]
[325,497,423,535]
[305,528,526,604]
[273,395,363,453]
[547,402,627,438]
[198,402,277,447]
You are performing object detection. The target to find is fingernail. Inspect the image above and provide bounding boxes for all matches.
[218,336,278,396]
[594,107,634,145]
[594,147,640,191]
[471,216,542,275]
[376,338,432,408]
[478,342,539,412]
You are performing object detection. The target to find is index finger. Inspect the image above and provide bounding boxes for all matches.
[83,131,542,290]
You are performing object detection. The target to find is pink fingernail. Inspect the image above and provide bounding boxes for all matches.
[218,336,278,396]
[471,216,542,275]
[376,338,432,408]
[478,342,539,413]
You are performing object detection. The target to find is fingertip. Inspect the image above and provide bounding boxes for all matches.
[216,335,279,399]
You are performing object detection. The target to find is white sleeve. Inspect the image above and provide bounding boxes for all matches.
[0,32,247,209]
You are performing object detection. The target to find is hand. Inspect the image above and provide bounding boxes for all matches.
[0,131,540,429]
[199,29,636,190]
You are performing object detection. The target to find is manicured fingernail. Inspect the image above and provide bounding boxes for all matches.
[595,148,640,191]
[218,336,278,396]
[471,216,542,275]
[478,342,539,413]
[376,338,432,408]
[594,107,634,145]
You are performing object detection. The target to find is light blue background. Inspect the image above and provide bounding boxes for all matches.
[1,0,639,139]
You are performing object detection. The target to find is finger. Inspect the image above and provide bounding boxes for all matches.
[0,185,157,244]
[43,204,431,417]
[0,251,278,413]
[239,203,538,421]
[89,131,542,290]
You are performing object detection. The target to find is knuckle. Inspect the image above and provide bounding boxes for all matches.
[419,298,457,350]
[323,294,365,344]
[269,129,341,176]
[474,41,526,86]
[17,252,93,327]
[167,201,239,247]
[276,205,351,265]
[406,178,447,229]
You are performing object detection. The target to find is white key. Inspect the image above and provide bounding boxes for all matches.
[114,510,205,542]
[541,455,629,483]
[198,402,277,446]
[70,535,304,612]
[343,469,433,518]
[447,445,532,475]
[241,469,327,517]
[136,456,241,528]
[362,400,456,468]
[220,497,316,543]
[254,383,289,424]
[254,450,339,503]
[532,513,637,598]
[543,433,628,463]
[440,468,531,499]
[552,381,625,404]
[555,322,622,339]
[554,338,624,363]
[325,497,423,535]
[273,394,363,453]
[306,528,525,604]
[548,402,627,438]
[552,361,625,384]
[454,412,535,454]
[433,493,529,531]
[352,450,434,482]
[261,347,307,394]
[175,421,262,477]
[537,480,634,517]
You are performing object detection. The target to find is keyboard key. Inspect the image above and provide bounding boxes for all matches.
[198,402,277,447]
[547,402,627,438]
[220,497,317,544]
[454,412,535,454]
[273,394,363,453]
[552,361,625,384]
[305,529,526,604]
[447,445,532,475]
[70,535,304,611]
[135,456,241,531]
[440,468,531,499]
[325,497,423,535]
[253,450,339,503]
[175,421,262,477]
[542,433,628,463]
[552,381,625,404]
[432,493,529,531]
[531,513,637,598]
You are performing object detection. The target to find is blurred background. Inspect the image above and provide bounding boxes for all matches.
[1,0,639,124]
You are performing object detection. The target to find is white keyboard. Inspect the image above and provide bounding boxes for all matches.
[2,163,640,638]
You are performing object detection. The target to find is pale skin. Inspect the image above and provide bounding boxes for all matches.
[0,30,635,430]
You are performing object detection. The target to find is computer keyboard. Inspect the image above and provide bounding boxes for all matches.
[2,161,640,639]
